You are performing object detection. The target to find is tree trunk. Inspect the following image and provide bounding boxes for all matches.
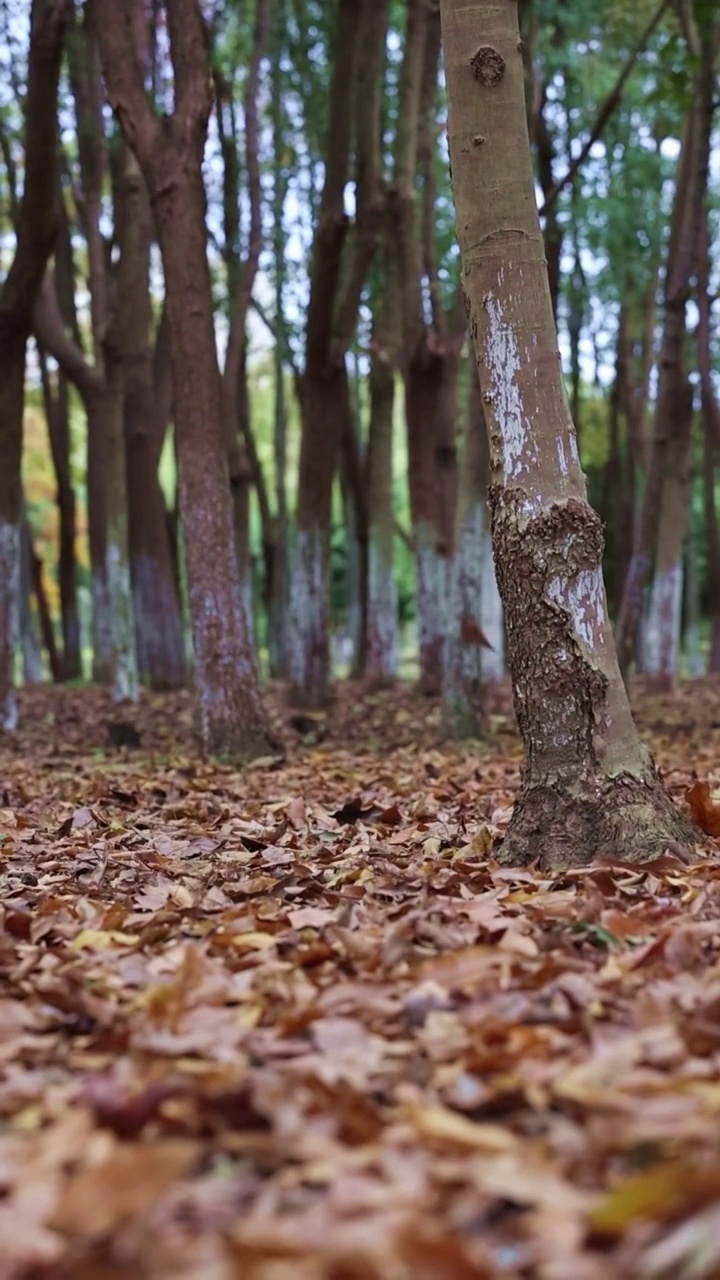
[290,364,350,704]
[93,0,273,758]
[117,153,186,690]
[365,314,398,683]
[25,519,62,682]
[0,0,67,729]
[154,175,271,754]
[642,377,693,690]
[20,521,43,685]
[291,0,388,705]
[441,0,696,869]
[39,354,81,680]
[704,431,720,673]
[444,367,504,737]
[86,392,114,683]
[615,28,716,674]
[405,346,459,694]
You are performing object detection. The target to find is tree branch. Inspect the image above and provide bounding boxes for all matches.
[539,0,672,217]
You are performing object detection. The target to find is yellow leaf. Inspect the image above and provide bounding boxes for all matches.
[405,1100,517,1152]
[214,931,276,951]
[590,1165,690,1236]
[71,929,140,951]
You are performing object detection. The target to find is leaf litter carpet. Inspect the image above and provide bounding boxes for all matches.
[3,680,720,1279]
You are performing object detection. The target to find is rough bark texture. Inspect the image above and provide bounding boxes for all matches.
[443,369,504,738]
[440,0,696,870]
[93,0,273,759]
[0,0,67,729]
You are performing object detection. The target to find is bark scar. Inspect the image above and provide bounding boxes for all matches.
[469,46,506,87]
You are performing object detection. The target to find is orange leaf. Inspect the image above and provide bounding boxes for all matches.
[685,780,720,837]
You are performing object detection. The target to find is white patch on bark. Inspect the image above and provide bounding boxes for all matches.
[0,521,20,731]
[289,527,327,693]
[367,534,397,678]
[106,541,139,703]
[569,433,579,466]
[485,294,528,480]
[547,565,607,651]
[644,562,683,678]
[479,527,505,681]
[557,436,568,475]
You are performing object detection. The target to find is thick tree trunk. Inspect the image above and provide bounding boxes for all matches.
[0,0,67,728]
[441,0,696,869]
[443,368,504,738]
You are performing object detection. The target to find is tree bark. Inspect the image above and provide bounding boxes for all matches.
[92,0,272,758]
[394,0,462,694]
[114,148,186,690]
[290,0,388,706]
[0,0,67,730]
[39,347,82,680]
[440,0,696,869]
[615,25,716,675]
[365,238,399,683]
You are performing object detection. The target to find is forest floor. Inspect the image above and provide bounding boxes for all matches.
[2,680,720,1279]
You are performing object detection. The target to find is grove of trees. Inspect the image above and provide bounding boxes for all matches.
[1,0,719,869]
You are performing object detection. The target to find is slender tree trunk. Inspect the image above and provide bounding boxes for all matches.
[443,367,504,736]
[118,156,186,689]
[39,351,82,680]
[86,394,114,683]
[153,168,272,753]
[697,206,720,673]
[291,0,388,705]
[25,520,62,682]
[365,297,398,682]
[268,0,289,676]
[291,364,350,704]
[642,379,693,690]
[704,431,720,672]
[615,29,716,674]
[0,339,25,725]
[405,346,459,693]
[441,0,696,869]
[20,521,43,685]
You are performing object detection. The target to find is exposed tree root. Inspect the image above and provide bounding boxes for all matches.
[497,770,700,873]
